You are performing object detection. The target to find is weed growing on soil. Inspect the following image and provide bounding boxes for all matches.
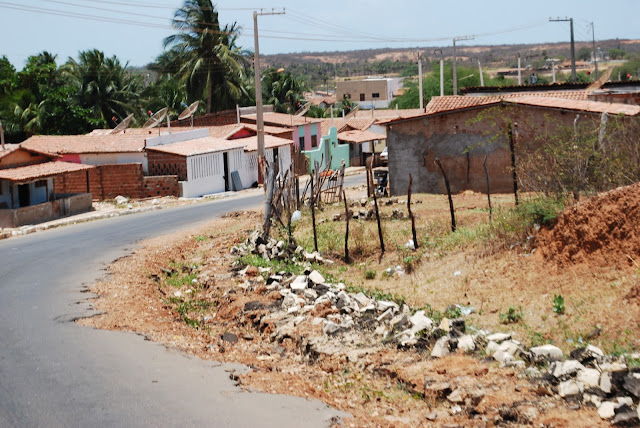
[500,306,524,324]
[553,294,566,315]
[364,270,376,280]
[164,296,214,329]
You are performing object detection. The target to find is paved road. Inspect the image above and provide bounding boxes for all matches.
[0,175,364,427]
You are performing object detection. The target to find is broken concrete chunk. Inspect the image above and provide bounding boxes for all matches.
[623,374,640,398]
[577,368,601,388]
[322,320,341,335]
[431,337,450,358]
[486,332,511,343]
[377,300,399,312]
[409,310,433,333]
[352,292,371,308]
[551,360,586,379]
[493,350,515,366]
[558,380,583,397]
[447,388,465,403]
[600,372,613,394]
[308,270,325,285]
[530,344,564,362]
[457,335,476,353]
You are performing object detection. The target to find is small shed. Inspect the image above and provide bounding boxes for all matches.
[146,137,246,198]
[337,129,385,166]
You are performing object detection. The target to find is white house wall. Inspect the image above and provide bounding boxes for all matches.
[183,152,225,198]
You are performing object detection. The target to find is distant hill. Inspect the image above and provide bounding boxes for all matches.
[264,39,640,67]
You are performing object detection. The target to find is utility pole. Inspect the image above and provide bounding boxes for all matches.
[471,57,484,87]
[550,17,576,82]
[452,35,474,95]
[434,49,444,96]
[591,22,599,80]
[417,50,424,110]
[517,53,522,85]
[254,8,285,182]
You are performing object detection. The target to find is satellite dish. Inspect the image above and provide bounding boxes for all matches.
[110,113,134,134]
[143,107,168,129]
[294,102,311,117]
[178,101,200,126]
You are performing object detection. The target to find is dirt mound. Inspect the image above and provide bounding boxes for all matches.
[536,183,640,268]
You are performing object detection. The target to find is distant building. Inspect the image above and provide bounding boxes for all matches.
[336,77,403,109]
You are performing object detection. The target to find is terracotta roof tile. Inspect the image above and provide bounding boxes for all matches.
[0,144,58,160]
[506,95,640,115]
[145,137,245,157]
[242,112,323,127]
[0,161,93,183]
[21,134,149,154]
[238,135,294,152]
[425,91,590,115]
[337,130,385,144]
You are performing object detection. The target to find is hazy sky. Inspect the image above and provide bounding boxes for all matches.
[1,0,638,69]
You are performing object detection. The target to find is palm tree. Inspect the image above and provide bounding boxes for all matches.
[63,49,141,125]
[262,69,308,114]
[163,0,250,113]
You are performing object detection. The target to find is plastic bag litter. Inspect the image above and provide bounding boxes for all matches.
[291,210,302,223]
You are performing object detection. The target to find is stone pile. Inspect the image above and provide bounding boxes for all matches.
[231,235,639,423]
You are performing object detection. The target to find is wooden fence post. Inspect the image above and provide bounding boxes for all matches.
[310,174,318,253]
[343,189,349,262]
[508,123,519,206]
[408,174,418,250]
[435,158,456,232]
[370,164,385,254]
[483,155,492,221]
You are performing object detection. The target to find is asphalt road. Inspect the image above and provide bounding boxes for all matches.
[0,174,364,428]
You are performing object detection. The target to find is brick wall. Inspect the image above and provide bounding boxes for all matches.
[166,109,238,128]
[147,151,188,181]
[388,103,602,195]
[54,163,178,200]
[143,176,179,198]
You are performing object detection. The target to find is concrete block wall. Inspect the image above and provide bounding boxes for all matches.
[147,152,188,181]
[143,176,179,198]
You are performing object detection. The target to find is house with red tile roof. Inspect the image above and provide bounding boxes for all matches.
[382,95,640,196]
[0,144,94,227]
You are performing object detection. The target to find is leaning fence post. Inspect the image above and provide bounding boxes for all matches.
[435,158,456,232]
[262,162,276,240]
[310,173,318,253]
[370,164,385,254]
[408,174,418,250]
[343,189,349,262]
[483,155,492,221]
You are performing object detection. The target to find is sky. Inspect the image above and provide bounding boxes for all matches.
[1,0,639,70]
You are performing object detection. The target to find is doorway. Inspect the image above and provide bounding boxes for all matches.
[222,152,230,191]
[18,184,30,208]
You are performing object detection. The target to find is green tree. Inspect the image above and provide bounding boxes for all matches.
[63,49,141,125]
[577,47,592,61]
[163,0,250,113]
[262,68,308,114]
[0,56,16,95]
[609,48,626,60]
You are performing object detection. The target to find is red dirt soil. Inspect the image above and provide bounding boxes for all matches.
[536,183,640,269]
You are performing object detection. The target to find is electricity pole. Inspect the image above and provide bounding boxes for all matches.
[550,17,576,82]
[453,35,474,95]
[591,22,599,80]
[417,50,423,111]
[254,8,285,182]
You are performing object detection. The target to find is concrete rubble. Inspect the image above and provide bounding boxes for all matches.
[228,230,640,424]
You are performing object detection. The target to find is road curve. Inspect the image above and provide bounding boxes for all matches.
[0,190,351,428]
